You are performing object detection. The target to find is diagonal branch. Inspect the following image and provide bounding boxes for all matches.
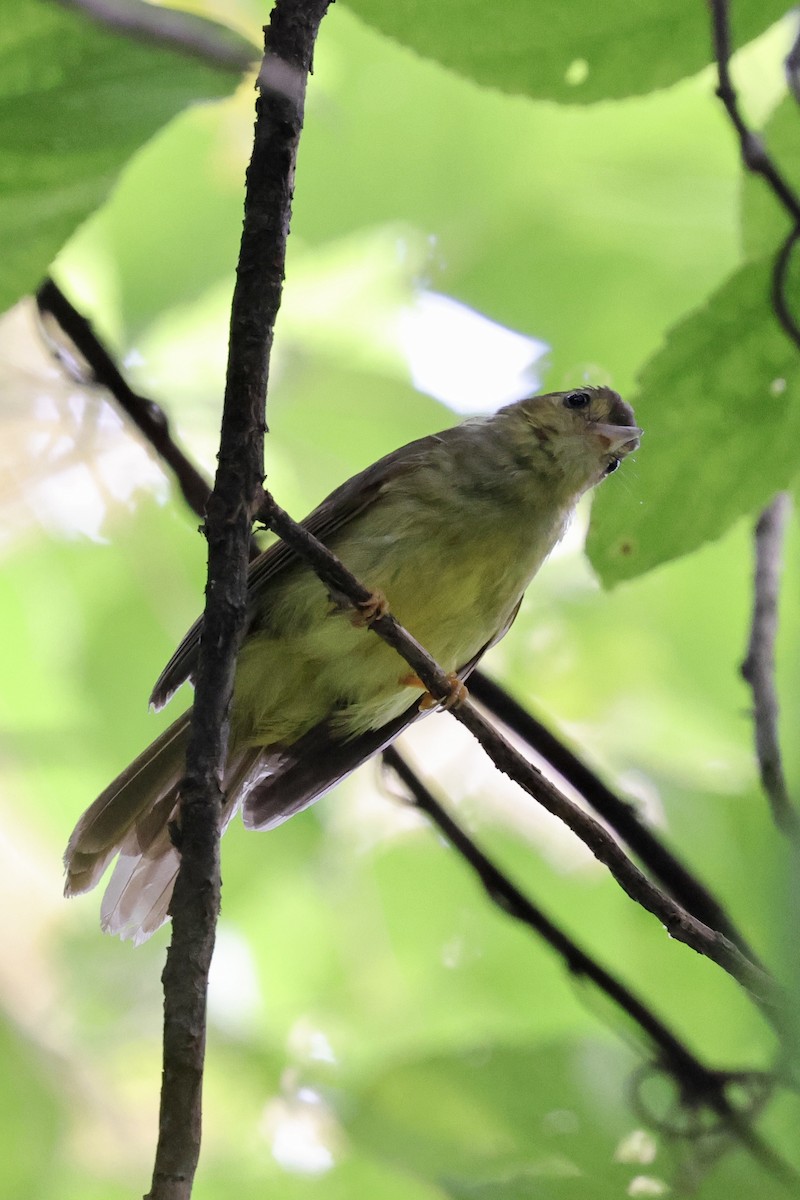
[53,0,257,71]
[382,746,798,1189]
[468,672,762,963]
[741,494,798,836]
[145,4,332,1198]
[36,278,212,520]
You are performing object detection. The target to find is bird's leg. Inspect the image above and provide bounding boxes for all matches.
[399,671,469,711]
[350,588,389,627]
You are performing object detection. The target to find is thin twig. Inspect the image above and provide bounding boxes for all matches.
[145,4,331,1198]
[383,746,798,1190]
[35,280,264,564]
[771,226,800,351]
[259,494,780,1018]
[380,748,716,1072]
[708,0,800,351]
[469,672,762,963]
[709,4,800,840]
[53,0,257,71]
[709,0,800,221]
[741,494,798,836]
[35,279,213,520]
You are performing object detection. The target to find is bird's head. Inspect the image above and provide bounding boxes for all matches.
[501,385,641,492]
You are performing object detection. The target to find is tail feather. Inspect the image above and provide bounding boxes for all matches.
[133,788,183,855]
[66,695,427,943]
[64,712,191,877]
[64,711,191,941]
[100,824,180,944]
[65,710,267,941]
[63,847,118,895]
[98,750,262,942]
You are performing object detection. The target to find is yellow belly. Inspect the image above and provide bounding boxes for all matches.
[231,483,570,750]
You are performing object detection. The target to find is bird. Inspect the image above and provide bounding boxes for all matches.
[64,385,640,942]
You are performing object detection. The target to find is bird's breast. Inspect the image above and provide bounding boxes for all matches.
[342,482,570,669]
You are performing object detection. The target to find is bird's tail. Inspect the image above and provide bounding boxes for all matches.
[64,712,261,944]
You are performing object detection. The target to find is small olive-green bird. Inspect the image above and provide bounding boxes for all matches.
[64,385,640,942]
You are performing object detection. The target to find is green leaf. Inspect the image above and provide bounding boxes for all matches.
[0,0,255,313]
[341,0,787,103]
[587,257,800,585]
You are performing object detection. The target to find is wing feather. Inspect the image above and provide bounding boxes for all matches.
[150,432,445,710]
[240,633,507,831]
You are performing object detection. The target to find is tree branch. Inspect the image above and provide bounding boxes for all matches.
[37,27,790,1059]
[708,0,800,351]
[53,0,257,71]
[379,747,718,1071]
[382,746,798,1190]
[469,672,762,963]
[741,494,798,836]
[145,4,331,1198]
[708,2,800,841]
[771,225,800,352]
[35,278,213,521]
[709,0,800,222]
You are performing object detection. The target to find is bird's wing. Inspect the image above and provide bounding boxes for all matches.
[150,431,447,710]
[239,605,522,832]
[241,697,426,830]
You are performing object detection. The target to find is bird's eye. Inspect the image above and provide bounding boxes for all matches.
[564,390,591,409]
[604,458,620,476]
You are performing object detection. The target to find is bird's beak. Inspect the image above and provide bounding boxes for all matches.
[589,422,642,454]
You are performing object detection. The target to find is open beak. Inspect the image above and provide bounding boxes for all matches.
[590,422,642,454]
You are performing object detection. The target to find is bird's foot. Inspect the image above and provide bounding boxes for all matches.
[399,671,468,711]
[350,588,389,627]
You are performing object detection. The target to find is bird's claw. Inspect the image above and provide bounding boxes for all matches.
[350,588,389,627]
[399,671,468,711]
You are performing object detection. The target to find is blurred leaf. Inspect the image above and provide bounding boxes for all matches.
[587,257,800,584]
[342,0,787,103]
[0,0,254,312]
[345,1038,797,1196]
[346,1040,645,1192]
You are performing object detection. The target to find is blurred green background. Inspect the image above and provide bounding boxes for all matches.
[2,0,800,1196]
